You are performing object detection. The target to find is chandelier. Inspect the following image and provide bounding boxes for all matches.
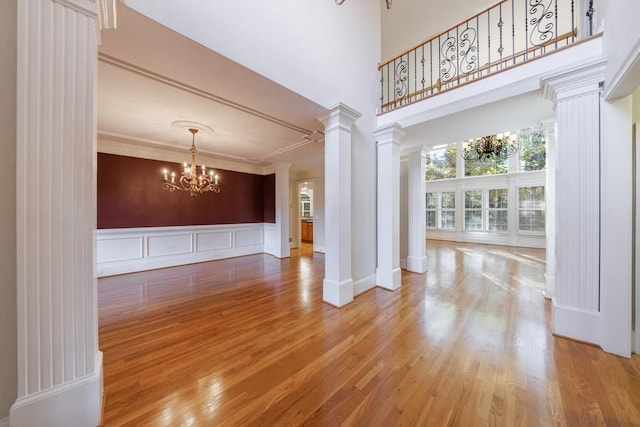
[162,127,220,198]
[335,0,392,9]
[461,132,519,162]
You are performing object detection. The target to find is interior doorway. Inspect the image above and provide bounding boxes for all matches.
[298,181,314,246]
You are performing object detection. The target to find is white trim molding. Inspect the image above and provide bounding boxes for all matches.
[553,301,601,345]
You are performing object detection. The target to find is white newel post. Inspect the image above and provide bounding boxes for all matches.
[319,103,361,307]
[11,1,103,426]
[375,123,405,290]
[274,162,291,258]
[542,59,605,346]
[405,147,428,274]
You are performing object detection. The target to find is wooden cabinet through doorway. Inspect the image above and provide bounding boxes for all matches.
[301,221,313,243]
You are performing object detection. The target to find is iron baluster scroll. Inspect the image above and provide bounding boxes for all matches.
[529,0,555,47]
[395,59,409,101]
[379,0,585,114]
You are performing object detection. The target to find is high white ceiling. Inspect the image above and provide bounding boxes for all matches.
[98,4,328,177]
[98,3,556,178]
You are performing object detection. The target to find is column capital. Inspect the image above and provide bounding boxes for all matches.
[401,145,428,159]
[542,57,606,103]
[374,123,406,147]
[272,161,292,172]
[98,0,117,30]
[318,102,361,132]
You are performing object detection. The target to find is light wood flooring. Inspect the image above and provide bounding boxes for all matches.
[98,241,640,426]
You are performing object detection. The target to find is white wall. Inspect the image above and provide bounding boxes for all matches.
[0,0,17,421]
[600,0,640,99]
[124,0,381,289]
[381,0,488,60]
[313,177,326,253]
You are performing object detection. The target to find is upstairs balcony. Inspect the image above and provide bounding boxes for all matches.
[379,0,597,114]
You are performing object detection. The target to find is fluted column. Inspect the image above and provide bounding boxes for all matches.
[542,58,605,345]
[375,123,405,290]
[542,120,556,300]
[11,1,102,426]
[405,147,428,273]
[319,103,361,307]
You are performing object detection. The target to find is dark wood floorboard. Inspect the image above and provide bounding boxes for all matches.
[98,241,640,426]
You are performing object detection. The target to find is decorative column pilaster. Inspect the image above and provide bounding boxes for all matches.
[541,120,556,300]
[405,147,428,273]
[11,1,102,426]
[542,58,605,346]
[271,162,291,259]
[375,123,405,290]
[319,103,361,307]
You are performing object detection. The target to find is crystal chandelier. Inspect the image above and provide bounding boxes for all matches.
[335,0,392,9]
[461,132,519,162]
[162,127,220,198]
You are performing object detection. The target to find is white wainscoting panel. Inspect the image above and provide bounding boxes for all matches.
[97,236,143,263]
[235,229,263,247]
[196,231,232,251]
[97,224,265,277]
[147,233,192,258]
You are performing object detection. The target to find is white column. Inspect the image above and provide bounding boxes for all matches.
[11,1,102,426]
[273,162,291,258]
[319,103,361,307]
[600,95,633,357]
[542,59,605,346]
[405,147,428,273]
[375,123,405,290]
[542,120,556,300]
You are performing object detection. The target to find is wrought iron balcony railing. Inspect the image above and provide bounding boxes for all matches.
[379,0,595,113]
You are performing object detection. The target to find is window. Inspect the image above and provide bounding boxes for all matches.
[426,191,456,229]
[425,143,456,181]
[464,151,508,177]
[426,192,437,227]
[487,189,508,231]
[440,191,456,229]
[301,193,311,218]
[518,186,545,232]
[464,190,483,231]
[519,131,547,171]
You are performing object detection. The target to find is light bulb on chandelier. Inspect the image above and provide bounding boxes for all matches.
[162,127,221,198]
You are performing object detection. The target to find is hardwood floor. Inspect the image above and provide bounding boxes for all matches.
[98,241,640,426]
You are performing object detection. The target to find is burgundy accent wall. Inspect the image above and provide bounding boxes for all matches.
[97,153,276,229]
[263,174,275,223]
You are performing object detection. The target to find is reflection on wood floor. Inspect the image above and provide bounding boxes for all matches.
[98,240,640,426]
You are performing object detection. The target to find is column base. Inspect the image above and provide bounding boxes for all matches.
[10,351,103,427]
[376,267,402,290]
[552,300,600,345]
[543,274,555,300]
[323,277,354,307]
[406,256,428,274]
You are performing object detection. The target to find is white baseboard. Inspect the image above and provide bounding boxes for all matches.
[399,258,407,270]
[10,352,103,427]
[553,300,601,346]
[354,274,376,296]
[0,416,9,427]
